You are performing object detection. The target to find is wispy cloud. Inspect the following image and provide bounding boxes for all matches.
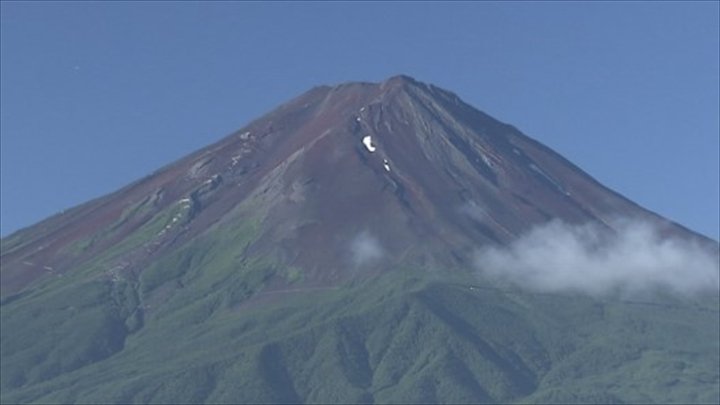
[350,231,384,266]
[473,219,719,297]
[460,201,488,222]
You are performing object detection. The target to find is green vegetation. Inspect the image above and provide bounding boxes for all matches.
[62,196,160,256]
[0,232,30,256]
[2,257,718,404]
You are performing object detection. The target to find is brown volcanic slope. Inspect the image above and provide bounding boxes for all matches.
[0,75,708,296]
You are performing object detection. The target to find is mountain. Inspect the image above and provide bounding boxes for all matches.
[1,75,718,404]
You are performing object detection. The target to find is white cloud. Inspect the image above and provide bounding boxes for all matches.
[350,231,384,266]
[460,201,488,222]
[473,219,719,297]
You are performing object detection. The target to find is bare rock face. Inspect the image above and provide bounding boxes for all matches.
[0,75,711,295]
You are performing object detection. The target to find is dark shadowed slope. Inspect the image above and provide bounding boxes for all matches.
[1,76,718,404]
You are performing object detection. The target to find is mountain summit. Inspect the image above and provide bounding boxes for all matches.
[1,76,718,404]
[0,75,706,294]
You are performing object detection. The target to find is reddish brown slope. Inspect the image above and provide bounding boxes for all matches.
[1,75,711,296]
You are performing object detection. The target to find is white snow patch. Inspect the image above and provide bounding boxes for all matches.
[356,117,362,122]
[362,136,376,152]
[480,152,493,168]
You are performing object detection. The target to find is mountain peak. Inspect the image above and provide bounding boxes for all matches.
[380,74,420,88]
[2,76,717,405]
[1,76,712,296]
[321,75,423,98]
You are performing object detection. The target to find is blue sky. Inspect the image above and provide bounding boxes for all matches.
[1,2,718,239]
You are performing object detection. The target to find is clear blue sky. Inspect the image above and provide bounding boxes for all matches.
[1,2,718,240]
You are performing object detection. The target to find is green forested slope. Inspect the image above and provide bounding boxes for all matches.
[2,259,718,404]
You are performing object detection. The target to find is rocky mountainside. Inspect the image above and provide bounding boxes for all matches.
[1,75,717,404]
[1,75,709,295]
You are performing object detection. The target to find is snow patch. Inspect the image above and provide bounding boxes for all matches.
[480,152,493,168]
[362,136,376,152]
